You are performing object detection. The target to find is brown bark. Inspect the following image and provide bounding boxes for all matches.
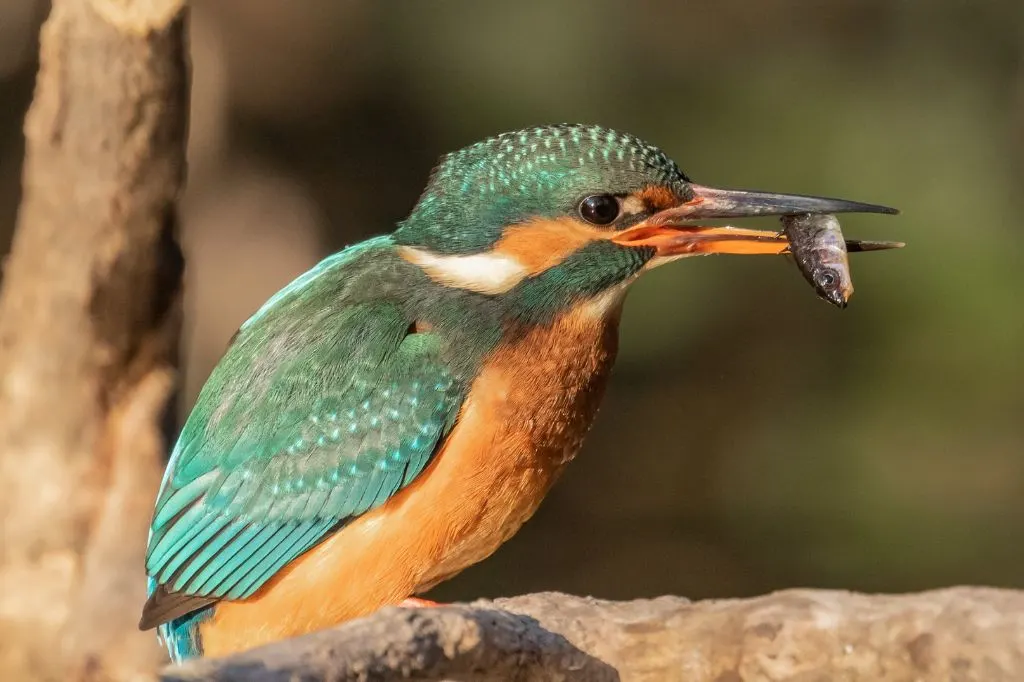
[0,1,189,681]
[165,588,1024,682]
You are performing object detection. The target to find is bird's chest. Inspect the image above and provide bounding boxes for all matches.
[198,302,624,654]
[484,315,620,467]
[416,304,621,588]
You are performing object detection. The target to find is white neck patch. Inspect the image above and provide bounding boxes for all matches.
[579,280,633,320]
[399,246,530,295]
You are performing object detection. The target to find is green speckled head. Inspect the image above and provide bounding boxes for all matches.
[395,124,690,254]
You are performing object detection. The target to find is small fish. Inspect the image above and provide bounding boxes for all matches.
[781,213,853,308]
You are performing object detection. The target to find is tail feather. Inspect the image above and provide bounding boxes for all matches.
[146,578,215,663]
[140,583,217,630]
[157,607,213,663]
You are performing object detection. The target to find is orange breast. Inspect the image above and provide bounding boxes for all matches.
[200,299,623,657]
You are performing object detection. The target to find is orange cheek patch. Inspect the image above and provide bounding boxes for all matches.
[493,218,604,277]
[636,185,680,211]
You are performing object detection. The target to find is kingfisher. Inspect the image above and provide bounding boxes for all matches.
[141,124,897,661]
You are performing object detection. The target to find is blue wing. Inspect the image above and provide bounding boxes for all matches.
[141,249,463,628]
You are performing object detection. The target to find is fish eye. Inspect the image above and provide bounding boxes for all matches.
[815,269,840,290]
[579,195,621,225]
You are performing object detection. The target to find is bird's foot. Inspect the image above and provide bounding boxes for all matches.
[399,597,441,608]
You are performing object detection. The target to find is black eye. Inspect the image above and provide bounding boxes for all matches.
[579,195,620,225]
[815,269,839,290]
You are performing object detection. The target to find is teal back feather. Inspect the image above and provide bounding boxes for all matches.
[143,238,481,645]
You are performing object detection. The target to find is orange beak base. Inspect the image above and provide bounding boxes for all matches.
[613,224,791,256]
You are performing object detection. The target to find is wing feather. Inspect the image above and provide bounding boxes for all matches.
[141,292,463,630]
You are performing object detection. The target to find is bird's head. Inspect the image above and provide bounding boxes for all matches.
[395,124,895,319]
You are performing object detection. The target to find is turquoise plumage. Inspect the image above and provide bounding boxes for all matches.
[142,237,466,645]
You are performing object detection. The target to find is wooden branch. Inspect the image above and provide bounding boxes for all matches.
[164,588,1024,682]
[0,1,189,681]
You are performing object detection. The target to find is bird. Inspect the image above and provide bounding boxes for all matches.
[140,124,897,662]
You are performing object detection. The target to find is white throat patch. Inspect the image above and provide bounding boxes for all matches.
[399,246,530,295]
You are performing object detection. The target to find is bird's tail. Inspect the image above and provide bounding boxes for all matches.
[148,577,212,663]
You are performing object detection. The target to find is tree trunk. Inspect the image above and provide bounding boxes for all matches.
[0,1,189,680]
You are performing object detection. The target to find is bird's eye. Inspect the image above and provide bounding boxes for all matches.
[579,195,621,225]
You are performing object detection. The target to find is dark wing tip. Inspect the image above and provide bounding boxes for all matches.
[139,583,218,631]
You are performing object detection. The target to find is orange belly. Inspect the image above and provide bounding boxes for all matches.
[200,298,623,657]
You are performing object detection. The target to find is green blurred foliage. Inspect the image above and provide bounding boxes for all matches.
[0,0,1021,602]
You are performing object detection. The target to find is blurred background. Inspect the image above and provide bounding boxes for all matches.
[1,0,1022,603]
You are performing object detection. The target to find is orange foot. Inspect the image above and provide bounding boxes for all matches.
[399,597,441,608]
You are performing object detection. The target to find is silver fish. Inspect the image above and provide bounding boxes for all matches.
[781,213,853,308]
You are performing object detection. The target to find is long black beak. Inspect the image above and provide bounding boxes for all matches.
[674,184,899,219]
[612,183,902,258]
